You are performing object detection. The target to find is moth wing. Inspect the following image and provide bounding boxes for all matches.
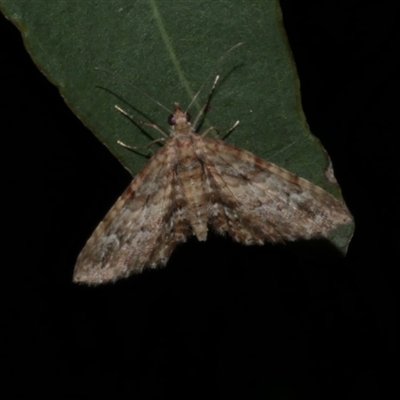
[199,137,352,244]
[74,144,191,284]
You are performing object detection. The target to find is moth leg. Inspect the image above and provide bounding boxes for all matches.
[188,43,244,128]
[117,138,166,155]
[201,126,219,137]
[115,105,169,139]
[220,120,240,140]
[201,120,240,139]
[192,75,220,129]
[191,74,239,139]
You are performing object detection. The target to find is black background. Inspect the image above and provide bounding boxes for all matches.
[1,2,398,399]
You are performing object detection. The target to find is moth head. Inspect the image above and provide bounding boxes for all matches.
[168,102,191,129]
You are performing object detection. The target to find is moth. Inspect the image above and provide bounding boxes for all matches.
[74,61,352,285]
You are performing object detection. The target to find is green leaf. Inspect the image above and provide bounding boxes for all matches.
[0,0,354,253]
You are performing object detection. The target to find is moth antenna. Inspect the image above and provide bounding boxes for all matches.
[95,67,171,113]
[185,42,244,112]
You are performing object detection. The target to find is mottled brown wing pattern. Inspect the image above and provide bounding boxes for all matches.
[198,136,352,244]
[74,99,352,285]
[74,143,191,284]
